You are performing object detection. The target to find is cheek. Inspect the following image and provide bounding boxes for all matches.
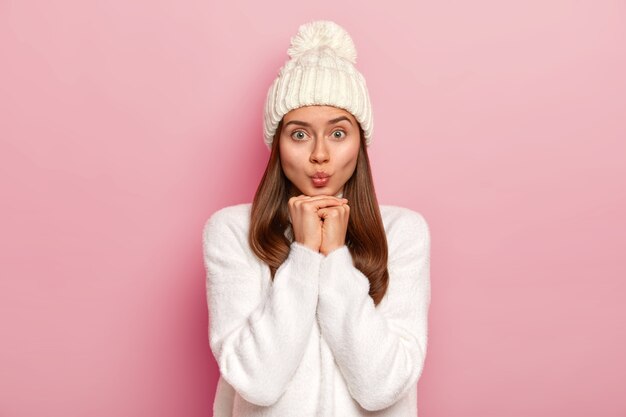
[335,144,360,170]
[280,145,305,176]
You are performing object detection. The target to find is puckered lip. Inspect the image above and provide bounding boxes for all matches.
[311,172,330,179]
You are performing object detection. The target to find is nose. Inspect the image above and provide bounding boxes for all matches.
[310,137,329,164]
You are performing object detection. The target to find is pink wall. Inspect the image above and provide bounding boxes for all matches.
[1,1,625,416]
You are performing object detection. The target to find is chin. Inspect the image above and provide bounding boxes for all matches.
[292,180,338,197]
[307,188,338,197]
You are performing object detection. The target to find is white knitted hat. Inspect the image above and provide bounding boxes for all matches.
[263,20,374,149]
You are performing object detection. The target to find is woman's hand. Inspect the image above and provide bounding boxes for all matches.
[288,195,348,253]
[317,199,350,256]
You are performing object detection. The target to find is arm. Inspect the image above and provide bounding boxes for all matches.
[316,210,431,411]
[203,208,323,406]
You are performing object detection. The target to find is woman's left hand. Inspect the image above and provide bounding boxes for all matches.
[317,198,350,256]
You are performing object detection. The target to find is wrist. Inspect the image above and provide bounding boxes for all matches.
[320,243,347,257]
[296,240,320,253]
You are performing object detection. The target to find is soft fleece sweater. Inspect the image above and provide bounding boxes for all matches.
[202,203,431,417]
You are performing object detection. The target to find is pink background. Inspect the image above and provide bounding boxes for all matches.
[1,1,625,416]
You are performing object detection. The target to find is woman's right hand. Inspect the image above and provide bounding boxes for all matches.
[288,194,348,252]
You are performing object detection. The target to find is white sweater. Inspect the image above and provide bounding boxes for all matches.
[202,203,431,417]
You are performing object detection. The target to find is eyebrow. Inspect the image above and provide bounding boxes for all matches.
[283,116,353,128]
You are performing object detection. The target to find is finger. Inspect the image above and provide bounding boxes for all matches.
[317,208,337,219]
[289,195,314,207]
[317,204,349,217]
[303,195,347,204]
[298,193,347,200]
[304,198,348,210]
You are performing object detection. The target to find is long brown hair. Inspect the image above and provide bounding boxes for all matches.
[249,118,389,306]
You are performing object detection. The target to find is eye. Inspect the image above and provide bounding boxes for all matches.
[291,130,307,141]
[332,130,347,139]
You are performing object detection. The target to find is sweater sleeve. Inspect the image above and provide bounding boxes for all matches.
[202,208,324,406]
[316,210,431,411]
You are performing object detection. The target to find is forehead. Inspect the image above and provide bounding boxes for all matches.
[283,105,356,123]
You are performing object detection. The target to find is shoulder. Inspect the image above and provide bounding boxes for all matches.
[379,204,430,238]
[379,204,430,269]
[202,202,252,244]
[202,203,262,274]
[203,203,252,231]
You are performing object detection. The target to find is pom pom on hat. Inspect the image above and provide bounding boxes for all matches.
[263,20,374,149]
[287,20,357,64]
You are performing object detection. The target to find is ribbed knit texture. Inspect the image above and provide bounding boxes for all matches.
[202,203,431,416]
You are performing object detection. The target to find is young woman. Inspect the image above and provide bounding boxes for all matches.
[203,20,431,417]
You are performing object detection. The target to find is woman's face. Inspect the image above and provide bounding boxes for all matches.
[279,105,361,197]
